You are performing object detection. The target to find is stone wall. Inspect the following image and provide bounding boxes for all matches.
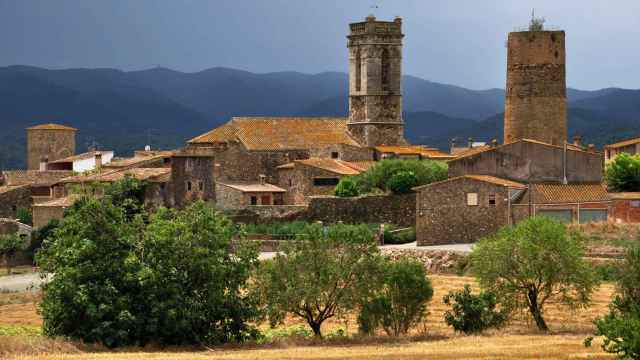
[32,205,64,229]
[171,154,216,208]
[0,186,32,219]
[448,141,603,184]
[304,193,415,226]
[27,128,76,170]
[504,31,566,145]
[310,143,373,162]
[611,199,640,223]
[416,177,512,245]
[278,163,347,205]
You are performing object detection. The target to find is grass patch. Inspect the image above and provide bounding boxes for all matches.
[0,324,40,336]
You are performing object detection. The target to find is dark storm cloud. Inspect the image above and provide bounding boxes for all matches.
[0,0,638,89]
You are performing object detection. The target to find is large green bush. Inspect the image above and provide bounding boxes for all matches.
[37,179,259,347]
[387,171,418,194]
[16,208,32,226]
[255,223,384,337]
[338,159,447,195]
[606,152,640,192]
[587,245,640,358]
[443,284,507,334]
[358,259,433,336]
[334,177,360,197]
[470,216,598,331]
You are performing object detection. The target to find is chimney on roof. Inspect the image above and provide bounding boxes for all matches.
[39,156,48,172]
[94,152,102,171]
[573,135,582,147]
[588,144,596,153]
[144,145,151,151]
[491,139,498,148]
[259,174,266,185]
[450,138,456,153]
[468,137,474,148]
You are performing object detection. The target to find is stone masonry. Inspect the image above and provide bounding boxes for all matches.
[504,30,567,146]
[27,124,77,170]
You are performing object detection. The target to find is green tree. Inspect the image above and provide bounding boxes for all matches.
[334,177,360,197]
[358,259,433,336]
[0,233,25,275]
[587,245,640,358]
[387,170,418,194]
[256,223,384,337]
[355,159,447,194]
[16,207,32,225]
[470,217,598,331]
[606,152,640,192]
[443,284,507,334]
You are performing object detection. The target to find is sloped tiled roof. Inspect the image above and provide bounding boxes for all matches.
[218,182,286,193]
[294,158,362,175]
[450,139,594,162]
[2,170,74,186]
[413,175,526,191]
[608,192,640,200]
[375,145,454,159]
[33,195,80,208]
[189,117,360,150]
[104,151,173,169]
[61,168,171,184]
[26,123,77,131]
[531,183,610,204]
[50,151,113,164]
[605,137,640,149]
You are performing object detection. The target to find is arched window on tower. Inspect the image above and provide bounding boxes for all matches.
[355,48,362,92]
[381,48,390,91]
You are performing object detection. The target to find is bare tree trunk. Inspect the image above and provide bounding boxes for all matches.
[528,288,548,331]
[309,320,322,338]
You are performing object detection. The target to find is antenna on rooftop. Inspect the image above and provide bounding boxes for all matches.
[529,8,545,31]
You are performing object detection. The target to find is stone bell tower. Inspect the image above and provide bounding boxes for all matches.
[347,15,406,147]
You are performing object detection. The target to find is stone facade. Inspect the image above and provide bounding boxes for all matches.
[27,125,77,170]
[0,186,32,219]
[215,183,285,209]
[171,150,216,208]
[310,143,373,162]
[448,140,603,184]
[504,31,567,145]
[304,193,416,227]
[347,16,405,147]
[32,204,65,229]
[416,177,515,245]
[278,163,346,205]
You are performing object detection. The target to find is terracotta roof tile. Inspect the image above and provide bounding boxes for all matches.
[295,158,361,175]
[34,195,80,208]
[413,175,526,191]
[605,137,640,149]
[189,117,360,150]
[375,145,454,159]
[61,168,171,184]
[450,139,595,162]
[218,182,286,193]
[609,192,640,200]
[50,151,113,164]
[531,183,610,204]
[26,123,77,131]
[104,151,173,169]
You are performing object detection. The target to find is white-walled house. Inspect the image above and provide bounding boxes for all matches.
[46,151,114,172]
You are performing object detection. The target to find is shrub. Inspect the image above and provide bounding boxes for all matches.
[334,177,360,197]
[16,208,32,226]
[256,223,384,338]
[383,227,416,244]
[443,284,507,334]
[387,171,418,194]
[28,219,60,260]
[471,216,598,331]
[605,152,640,192]
[358,259,433,336]
[0,233,25,275]
[37,178,259,347]
[587,245,640,358]
[355,159,447,194]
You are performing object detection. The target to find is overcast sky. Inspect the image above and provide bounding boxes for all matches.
[1,0,638,90]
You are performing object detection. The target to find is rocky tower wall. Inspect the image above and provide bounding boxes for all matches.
[27,129,76,170]
[347,15,405,147]
[504,30,567,146]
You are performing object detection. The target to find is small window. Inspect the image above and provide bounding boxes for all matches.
[250,196,257,205]
[187,181,192,191]
[288,179,293,187]
[488,194,496,206]
[313,178,340,186]
[160,183,166,190]
[198,181,204,191]
[466,193,478,206]
[163,158,171,164]
[331,152,339,159]
[11,205,17,212]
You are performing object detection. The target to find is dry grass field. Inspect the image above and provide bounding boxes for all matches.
[0,275,618,359]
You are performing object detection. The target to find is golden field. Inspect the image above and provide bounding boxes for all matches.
[0,275,618,359]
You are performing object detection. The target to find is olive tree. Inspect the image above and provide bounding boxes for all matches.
[256,223,384,337]
[606,152,640,192]
[470,216,598,331]
[0,233,25,275]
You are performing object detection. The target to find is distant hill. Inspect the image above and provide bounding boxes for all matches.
[0,65,638,169]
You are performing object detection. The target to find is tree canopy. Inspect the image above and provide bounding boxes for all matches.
[605,152,640,192]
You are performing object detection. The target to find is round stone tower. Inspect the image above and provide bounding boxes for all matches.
[26,123,77,170]
[504,27,567,146]
[347,15,406,147]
